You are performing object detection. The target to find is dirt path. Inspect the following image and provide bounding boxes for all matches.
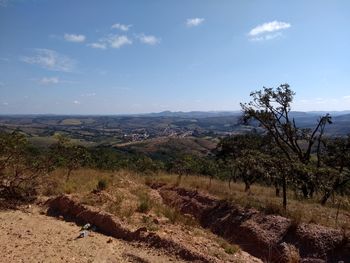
[0,206,184,263]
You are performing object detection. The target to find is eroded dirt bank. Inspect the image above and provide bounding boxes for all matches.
[152,184,350,263]
[48,195,215,263]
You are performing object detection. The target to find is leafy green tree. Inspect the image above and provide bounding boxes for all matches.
[131,155,164,174]
[319,136,350,204]
[199,158,222,188]
[49,134,90,181]
[240,84,332,207]
[241,84,332,166]
[216,133,273,190]
[0,132,52,201]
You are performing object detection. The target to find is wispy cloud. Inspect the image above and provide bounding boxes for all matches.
[21,49,76,72]
[64,33,86,43]
[0,0,8,7]
[138,34,161,45]
[88,34,132,50]
[73,100,80,104]
[111,23,132,31]
[186,18,205,27]
[114,86,131,91]
[2,102,9,106]
[40,77,59,85]
[104,34,132,48]
[88,43,107,49]
[248,21,291,41]
[81,92,96,97]
[250,32,283,41]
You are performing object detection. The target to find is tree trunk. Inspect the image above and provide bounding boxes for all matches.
[66,169,72,182]
[321,190,332,205]
[282,175,287,209]
[275,186,280,197]
[301,184,309,199]
[244,182,250,192]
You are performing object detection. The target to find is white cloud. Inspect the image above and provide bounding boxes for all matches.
[22,49,76,72]
[2,102,8,106]
[138,34,160,45]
[186,18,205,27]
[111,23,132,31]
[81,93,96,97]
[248,21,291,37]
[250,32,283,41]
[88,43,107,49]
[64,33,86,43]
[40,77,59,85]
[343,95,350,100]
[73,100,80,104]
[105,34,132,48]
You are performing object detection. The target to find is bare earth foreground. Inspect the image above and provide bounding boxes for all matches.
[0,205,260,263]
[0,206,185,263]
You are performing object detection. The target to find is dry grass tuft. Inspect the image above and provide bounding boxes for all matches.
[145,173,350,229]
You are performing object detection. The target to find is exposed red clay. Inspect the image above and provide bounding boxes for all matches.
[48,195,216,263]
[152,184,350,263]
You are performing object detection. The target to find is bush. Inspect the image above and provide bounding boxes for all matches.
[224,245,240,255]
[263,202,284,216]
[96,178,108,191]
[0,132,51,202]
[137,200,151,213]
[136,192,153,213]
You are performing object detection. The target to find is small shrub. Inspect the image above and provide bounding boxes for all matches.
[288,209,304,231]
[136,191,153,213]
[215,237,240,255]
[105,193,124,215]
[162,206,181,224]
[264,202,284,216]
[141,215,159,232]
[137,200,151,213]
[224,245,240,255]
[120,206,136,219]
[96,178,108,191]
[63,183,77,194]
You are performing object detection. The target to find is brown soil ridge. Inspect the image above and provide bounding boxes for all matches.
[47,195,216,263]
[152,184,350,263]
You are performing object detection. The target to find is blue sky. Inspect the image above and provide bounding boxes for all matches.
[0,0,349,114]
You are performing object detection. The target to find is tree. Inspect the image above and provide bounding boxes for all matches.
[168,154,201,184]
[235,149,269,192]
[240,84,332,208]
[199,158,222,188]
[0,131,52,201]
[49,135,90,181]
[216,133,273,190]
[241,84,331,166]
[319,136,350,204]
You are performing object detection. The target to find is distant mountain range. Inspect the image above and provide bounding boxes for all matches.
[136,110,350,119]
[0,111,349,140]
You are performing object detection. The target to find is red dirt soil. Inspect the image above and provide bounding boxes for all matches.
[152,184,350,263]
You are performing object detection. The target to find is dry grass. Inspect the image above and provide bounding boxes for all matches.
[145,173,350,229]
[41,168,350,230]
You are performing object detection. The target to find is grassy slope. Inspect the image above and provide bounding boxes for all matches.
[43,169,350,230]
[116,136,217,159]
